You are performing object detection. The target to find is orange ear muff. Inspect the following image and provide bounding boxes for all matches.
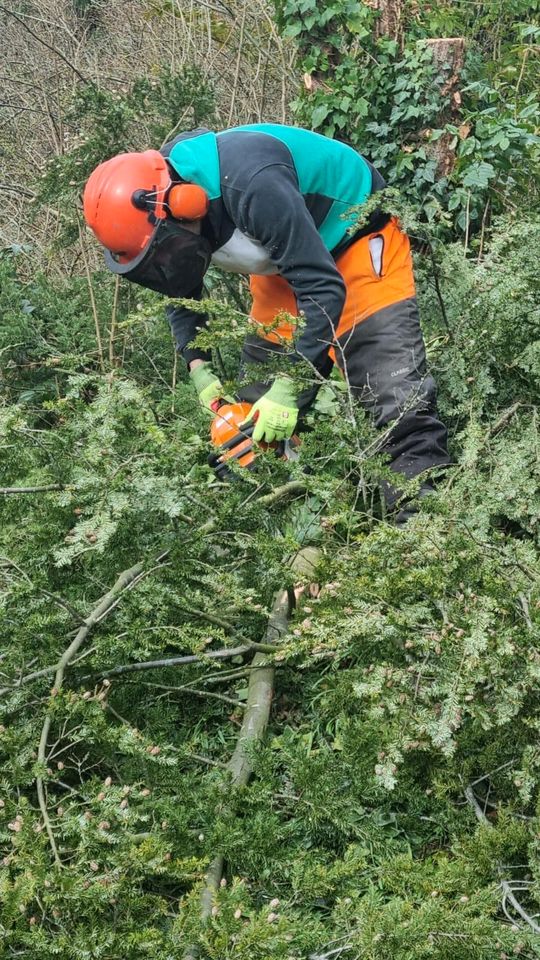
[167,183,209,221]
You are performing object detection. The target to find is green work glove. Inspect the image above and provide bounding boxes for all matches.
[190,362,231,411]
[246,377,299,444]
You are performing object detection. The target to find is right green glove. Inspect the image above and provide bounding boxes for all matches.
[190,362,231,411]
[245,376,299,444]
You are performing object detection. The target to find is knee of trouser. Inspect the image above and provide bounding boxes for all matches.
[370,373,438,429]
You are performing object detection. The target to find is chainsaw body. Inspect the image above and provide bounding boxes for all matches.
[208,401,299,479]
[208,402,256,479]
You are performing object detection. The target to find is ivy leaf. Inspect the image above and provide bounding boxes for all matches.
[311,104,331,128]
[462,161,496,188]
[356,96,369,117]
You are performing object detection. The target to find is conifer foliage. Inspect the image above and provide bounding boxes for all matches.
[1,1,540,958]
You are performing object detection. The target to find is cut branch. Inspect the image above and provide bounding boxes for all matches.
[184,547,320,958]
[257,480,306,507]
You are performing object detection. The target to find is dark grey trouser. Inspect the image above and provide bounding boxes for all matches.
[333,297,450,505]
[237,296,450,507]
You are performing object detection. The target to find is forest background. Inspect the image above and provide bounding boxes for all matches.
[1,0,540,957]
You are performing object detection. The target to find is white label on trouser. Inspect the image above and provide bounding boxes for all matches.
[369,235,384,277]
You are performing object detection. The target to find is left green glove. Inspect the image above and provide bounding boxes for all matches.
[190,362,232,411]
[245,377,299,444]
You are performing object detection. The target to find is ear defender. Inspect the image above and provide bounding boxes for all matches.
[167,183,209,221]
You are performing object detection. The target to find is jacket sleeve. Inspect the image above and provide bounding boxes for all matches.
[238,164,346,372]
[165,283,211,366]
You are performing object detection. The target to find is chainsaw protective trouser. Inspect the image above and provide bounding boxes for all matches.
[237,217,450,506]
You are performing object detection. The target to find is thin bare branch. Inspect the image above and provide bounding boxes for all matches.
[35,556,167,864]
[0,484,63,494]
[91,642,274,680]
[0,4,90,84]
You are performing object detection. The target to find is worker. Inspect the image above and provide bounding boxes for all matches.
[83,123,450,521]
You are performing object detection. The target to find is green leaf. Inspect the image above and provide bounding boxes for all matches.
[311,104,331,128]
[462,161,496,189]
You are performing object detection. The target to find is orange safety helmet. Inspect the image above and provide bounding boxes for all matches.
[82,150,212,296]
[83,150,169,263]
[83,150,210,263]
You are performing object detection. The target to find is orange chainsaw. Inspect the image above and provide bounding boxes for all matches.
[208,400,299,480]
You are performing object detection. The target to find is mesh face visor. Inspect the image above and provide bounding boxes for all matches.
[104,218,212,297]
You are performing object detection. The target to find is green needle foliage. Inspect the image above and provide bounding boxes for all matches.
[1,208,540,957]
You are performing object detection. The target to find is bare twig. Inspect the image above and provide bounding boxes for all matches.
[108,277,120,368]
[469,760,516,787]
[226,2,246,124]
[488,402,521,438]
[310,946,353,960]
[0,4,90,84]
[0,182,35,198]
[90,642,274,680]
[38,589,86,625]
[427,242,452,338]
[148,681,245,709]
[0,484,63,494]
[464,785,491,827]
[176,604,240,634]
[78,220,104,372]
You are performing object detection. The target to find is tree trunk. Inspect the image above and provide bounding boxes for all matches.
[374,0,403,45]
[418,37,466,177]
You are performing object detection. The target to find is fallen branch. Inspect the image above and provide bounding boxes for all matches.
[35,557,166,865]
[464,785,540,935]
[184,546,320,959]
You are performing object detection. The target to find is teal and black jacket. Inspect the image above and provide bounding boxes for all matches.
[162,124,386,372]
